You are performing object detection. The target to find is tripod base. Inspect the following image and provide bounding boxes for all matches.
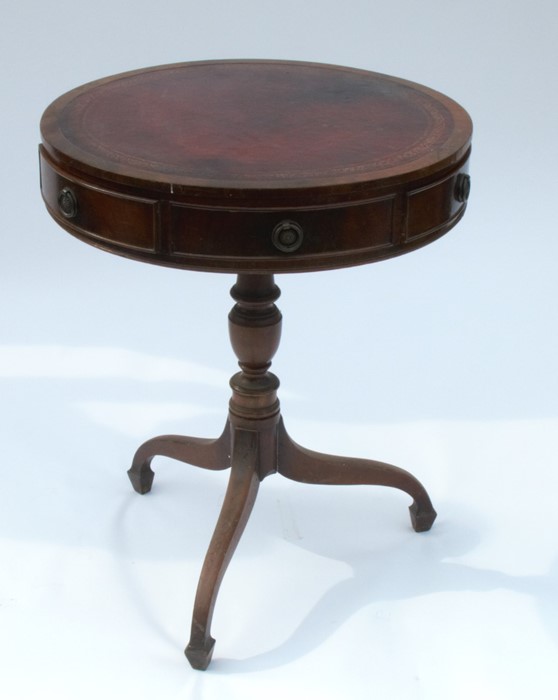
[127,274,437,669]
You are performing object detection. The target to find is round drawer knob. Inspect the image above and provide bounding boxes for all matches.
[455,173,471,203]
[58,187,78,219]
[272,220,304,253]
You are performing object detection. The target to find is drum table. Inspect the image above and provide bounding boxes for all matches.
[40,60,472,669]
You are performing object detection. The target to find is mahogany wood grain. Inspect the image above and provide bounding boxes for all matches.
[40,60,471,273]
[39,61,471,670]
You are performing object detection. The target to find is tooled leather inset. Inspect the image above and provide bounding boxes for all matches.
[57,63,455,185]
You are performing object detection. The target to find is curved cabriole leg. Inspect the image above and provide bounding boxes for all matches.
[185,428,260,670]
[127,422,231,494]
[277,419,436,532]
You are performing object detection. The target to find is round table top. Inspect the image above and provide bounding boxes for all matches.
[40,60,472,273]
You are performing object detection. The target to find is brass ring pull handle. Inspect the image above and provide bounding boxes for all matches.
[455,173,471,203]
[272,220,304,253]
[58,187,78,219]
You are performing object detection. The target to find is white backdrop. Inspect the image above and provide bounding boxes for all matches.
[1,1,558,698]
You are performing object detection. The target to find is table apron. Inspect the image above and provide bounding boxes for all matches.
[39,147,469,273]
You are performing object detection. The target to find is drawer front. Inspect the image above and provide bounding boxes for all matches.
[169,196,397,268]
[40,149,158,253]
[406,167,469,242]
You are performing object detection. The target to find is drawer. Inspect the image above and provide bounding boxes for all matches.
[168,196,397,264]
[39,148,158,253]
[406,168,469,241]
